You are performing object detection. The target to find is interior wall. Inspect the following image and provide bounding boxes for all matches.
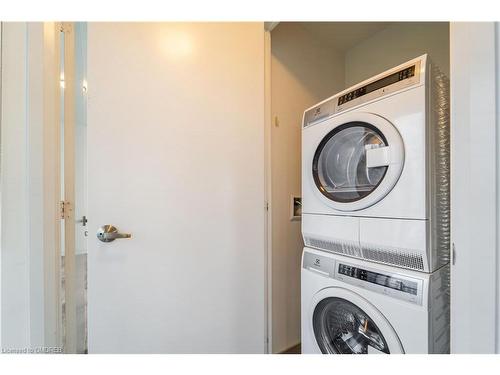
[270,22,345,353]
[344,22,450,87]
[450,22,498,354]
[0,21,31,350]
[0,22,48,349]
[1,22,60,350]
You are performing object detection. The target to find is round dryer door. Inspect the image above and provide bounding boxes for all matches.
[312,112,404,211]
[310,288,404,354]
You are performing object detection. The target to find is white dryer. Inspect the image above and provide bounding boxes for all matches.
[301,55,450,273]
[301,247,450,354]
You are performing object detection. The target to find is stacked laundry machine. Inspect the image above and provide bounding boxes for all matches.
[300,54,450,354]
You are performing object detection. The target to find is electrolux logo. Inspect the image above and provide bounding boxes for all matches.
[315,258,321,266]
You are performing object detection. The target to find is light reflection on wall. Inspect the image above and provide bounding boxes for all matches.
[159,30,195,60]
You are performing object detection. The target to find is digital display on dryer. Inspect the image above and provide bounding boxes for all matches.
[337,65,416,106]
[338,264,418,295]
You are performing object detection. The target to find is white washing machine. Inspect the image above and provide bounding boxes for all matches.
[301,54,450,273]
[301,247,450,354]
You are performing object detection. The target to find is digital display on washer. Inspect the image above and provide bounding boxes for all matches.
[338,65,416,106]
[338,264,418,295]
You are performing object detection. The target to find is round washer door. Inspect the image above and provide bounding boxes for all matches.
[309,287,404,354]
[312,112,404,211]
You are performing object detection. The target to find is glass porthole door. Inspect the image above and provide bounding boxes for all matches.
[308,285,404,354]
[313,122,388,202]
[311,114,405,211]
[313,297,390,354]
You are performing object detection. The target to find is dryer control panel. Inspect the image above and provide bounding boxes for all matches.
[337,65,416,106]
[303,56,423,128]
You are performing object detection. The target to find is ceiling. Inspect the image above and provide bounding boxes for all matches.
[297,22,393,52]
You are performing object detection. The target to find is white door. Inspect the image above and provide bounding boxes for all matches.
[86,23,266,353]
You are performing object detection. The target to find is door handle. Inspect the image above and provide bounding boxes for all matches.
[366,145,390,168]
[97,225,132,243]
[76,215,88,226]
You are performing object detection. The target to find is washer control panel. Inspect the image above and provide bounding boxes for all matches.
[303,251,424,305]
[335,262,424,305]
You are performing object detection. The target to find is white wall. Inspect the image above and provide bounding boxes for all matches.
[1,22,30,350]
[450,22,498,354]
[345,22,449,87]
[495,22,500,354]
[0,22,60,351]
[497,22,500,355]
[270,22,345,353]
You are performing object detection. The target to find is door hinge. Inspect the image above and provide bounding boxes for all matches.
[59,201,71,219]
[59,201,65,219]
[59,22,73,34]
[265,202,269,211]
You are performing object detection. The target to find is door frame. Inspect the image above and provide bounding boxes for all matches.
[60,21,78,354]
[264,28,273,353]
